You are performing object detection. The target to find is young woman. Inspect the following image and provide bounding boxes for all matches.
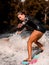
[17,12,46,62]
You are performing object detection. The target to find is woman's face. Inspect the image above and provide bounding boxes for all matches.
[18,14,25,21]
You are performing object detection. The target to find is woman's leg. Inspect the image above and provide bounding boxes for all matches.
[24,30,44,61]
[35,41,44,51]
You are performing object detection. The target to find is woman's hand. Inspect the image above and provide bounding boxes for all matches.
[17,23,23,28]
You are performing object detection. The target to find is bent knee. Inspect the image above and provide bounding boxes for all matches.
[34,40,37,43]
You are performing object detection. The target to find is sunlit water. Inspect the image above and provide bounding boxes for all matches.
[0,30,49,65]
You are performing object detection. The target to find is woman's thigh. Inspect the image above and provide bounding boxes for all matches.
[28,30,43,43]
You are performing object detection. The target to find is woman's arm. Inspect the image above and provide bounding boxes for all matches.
[17,22,27,34]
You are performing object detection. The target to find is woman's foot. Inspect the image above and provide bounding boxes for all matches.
[23,58,32,62]
[40,46,45,51]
